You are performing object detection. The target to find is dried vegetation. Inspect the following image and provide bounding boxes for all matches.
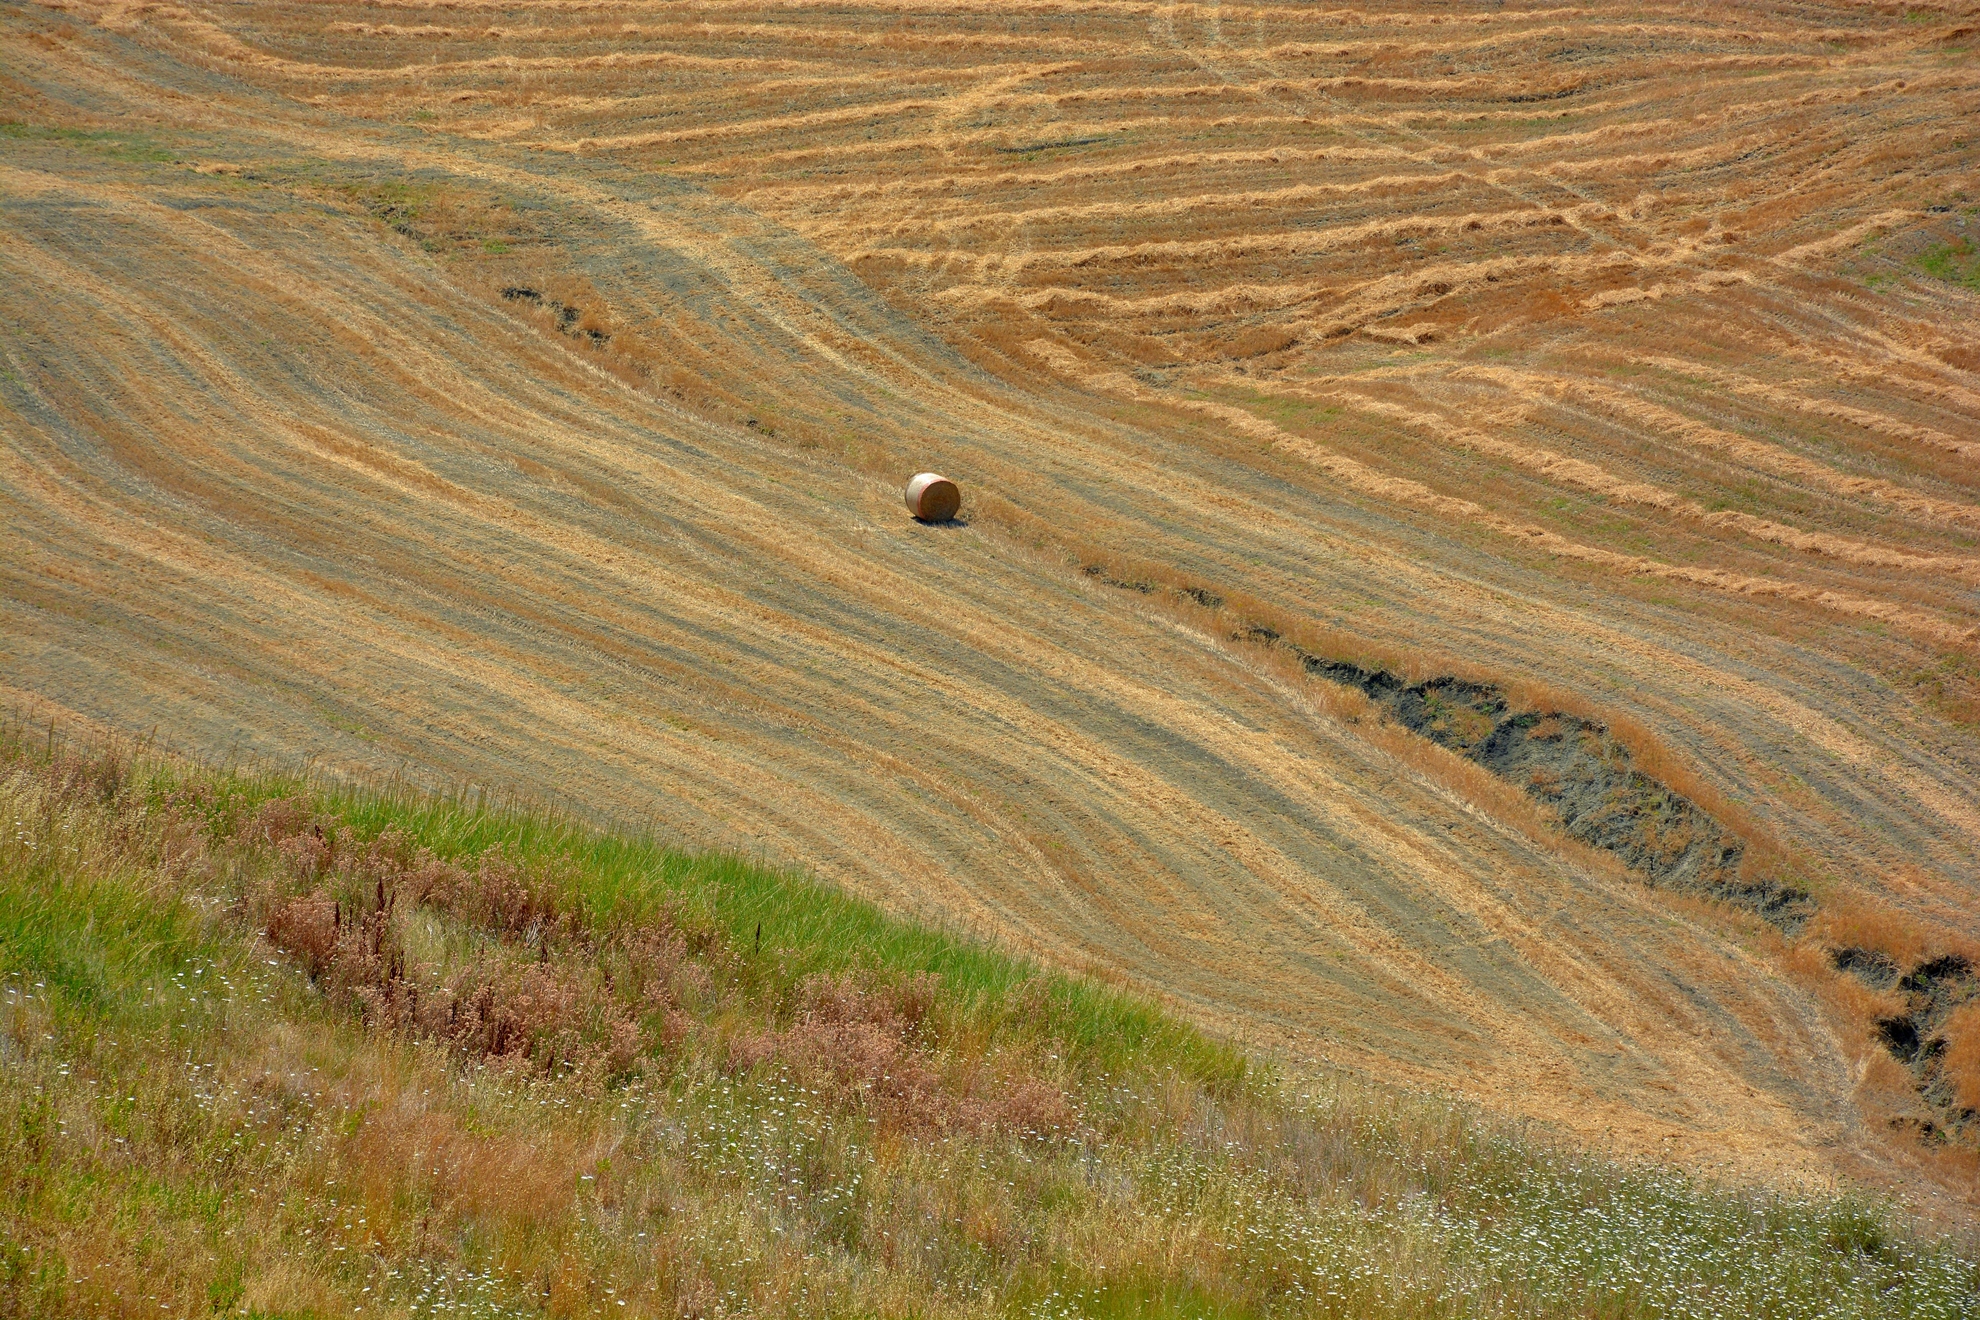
[3,736,1976,1319]
[5,0,1980,1206]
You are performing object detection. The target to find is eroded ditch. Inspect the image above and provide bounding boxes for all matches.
[1080,569,1978,1139]
[1292,655,1814,929]
[1077,565,1813,923]
[1086,567,1980,1141]
[1080,543,1980,1147]
[1836,949,1980,1142]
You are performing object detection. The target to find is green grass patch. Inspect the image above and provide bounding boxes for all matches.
[0,735,1974,1318]
[1917,237,1980,290]
[0,121,178,162]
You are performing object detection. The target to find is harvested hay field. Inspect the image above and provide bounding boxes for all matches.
[3,0,1979,1210]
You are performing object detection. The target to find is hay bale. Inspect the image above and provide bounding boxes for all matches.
[904,472,960,522]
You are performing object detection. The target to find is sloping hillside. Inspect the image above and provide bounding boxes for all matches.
[3,740,1974,1318]
[3,0,1979,1207]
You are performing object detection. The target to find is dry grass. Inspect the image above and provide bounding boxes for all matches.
[2,736,1973,1318]
[1812,898,1980,972]
[1935,1003,1980,1115]
[1785,939,1904,1031]
[4,0,1980,1209]
[1057,534,1814,906]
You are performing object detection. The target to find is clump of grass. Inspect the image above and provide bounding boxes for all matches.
[0,732,1974,1318]
[1917,237,1980,291]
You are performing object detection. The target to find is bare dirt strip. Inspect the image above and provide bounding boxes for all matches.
[3,0,1978,1208]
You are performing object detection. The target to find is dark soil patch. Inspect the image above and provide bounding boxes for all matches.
[1833,946,1901,990]
[1082,564,1156,593]
[1081,560,1815,928]
[1866,954,1980,1142]
[1290,648,1980,1148]
[1180,586,1224,610]
[1879,1014,1926,1064]
[1291,653,1812,931]
[501,286,609,347]
[1081,567,1227,610]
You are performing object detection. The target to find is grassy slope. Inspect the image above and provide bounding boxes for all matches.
[0,735,1973,1320]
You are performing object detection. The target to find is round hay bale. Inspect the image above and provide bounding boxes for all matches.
[904,472,961,522]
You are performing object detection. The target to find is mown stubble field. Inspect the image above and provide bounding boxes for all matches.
[3,0,1979,1210]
